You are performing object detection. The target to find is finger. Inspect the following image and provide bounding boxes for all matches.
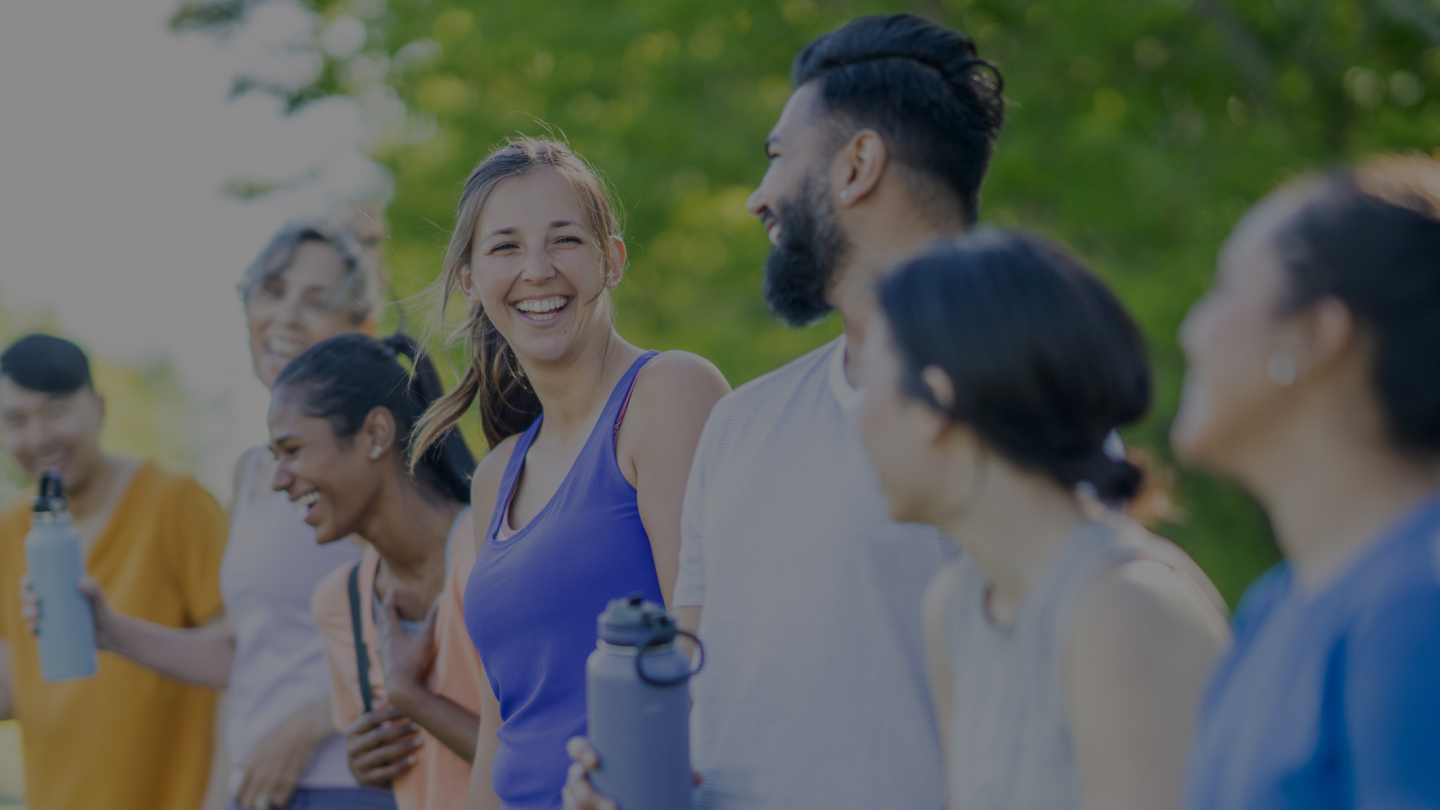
[356,719,421,751]
[566,736,600,769]
[77,577,104,606]
[362,754,419,784]
[420,600,439,641]
[354,736,423,771]
[269,774,299,809]
[345,707,403,738]
[234,771,257,809]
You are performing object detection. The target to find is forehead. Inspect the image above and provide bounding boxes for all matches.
[0,377,86,412]
[273,240,348,288]
[1219,185,1315,276]
[770,81,826,145]
[476,167,587,233]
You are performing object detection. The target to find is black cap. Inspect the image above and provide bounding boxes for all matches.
[597,592,677,647]
[1,334,93,395]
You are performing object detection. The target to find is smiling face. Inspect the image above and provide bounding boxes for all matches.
[0,377,105,494]
[267,385,382,543]
[246,240,369,389]
[459,167,622,365]
[747,82,852,327]
[1171,190,1312,475]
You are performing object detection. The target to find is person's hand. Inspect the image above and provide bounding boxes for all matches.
[374,590,438,718]
[345,706,421,788]
[234,705,330,810]
[563,737,616,810]
[19,575,120,650]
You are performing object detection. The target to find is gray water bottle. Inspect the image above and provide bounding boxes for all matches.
[24,470,98,682]
[586,593,699,810]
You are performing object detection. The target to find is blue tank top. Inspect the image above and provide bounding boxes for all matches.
[464,351,665,810]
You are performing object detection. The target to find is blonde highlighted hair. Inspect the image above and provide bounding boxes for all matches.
[411,137,623,456]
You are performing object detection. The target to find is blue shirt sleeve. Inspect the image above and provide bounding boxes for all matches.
[1346,589,1440,809]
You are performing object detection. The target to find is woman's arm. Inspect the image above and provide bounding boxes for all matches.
[1066,559,1229,810]
[375,594,479,762]
[620,352,730,606]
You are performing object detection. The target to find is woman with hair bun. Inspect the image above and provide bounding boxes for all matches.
[274,333,483,810]
[1176,156,1440,808]
[856,229,1229,810]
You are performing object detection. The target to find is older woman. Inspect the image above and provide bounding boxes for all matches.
[1174,156,1440,808]
[47,217,398,810]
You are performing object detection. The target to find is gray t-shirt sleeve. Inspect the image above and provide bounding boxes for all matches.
[673,398,722,607]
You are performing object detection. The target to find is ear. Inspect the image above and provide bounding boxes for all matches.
[605,236,627,289]
[920,365,956,412]
[833,129,889,208]
[1290,295,1356,382]
[361,407,398,461]
[457,263,483,304]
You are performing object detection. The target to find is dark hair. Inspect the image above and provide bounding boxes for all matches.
[880,229,1151,501]
[273,333,475,503]
[792,13,1005,226]
[238,214,386,325]
[0,334,93,395]
[1274,155,1440,456]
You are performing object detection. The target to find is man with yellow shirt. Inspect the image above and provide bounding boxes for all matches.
[0,334,227,810]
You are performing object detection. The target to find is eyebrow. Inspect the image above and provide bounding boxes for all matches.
[482,221,582,241]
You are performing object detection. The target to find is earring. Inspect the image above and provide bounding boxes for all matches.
[1267,353,1297,387]
[839,189,849,201]
[370,446,383,459]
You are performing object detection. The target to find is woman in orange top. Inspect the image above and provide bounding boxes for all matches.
[268,332,484,810]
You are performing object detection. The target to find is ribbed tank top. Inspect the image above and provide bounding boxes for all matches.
[221,449,363,792]
[944,520,1138,810]
[464,351,665,810]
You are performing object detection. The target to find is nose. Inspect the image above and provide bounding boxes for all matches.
[271,458,294,493]
[523,244,557,285]
[746,185,768,222]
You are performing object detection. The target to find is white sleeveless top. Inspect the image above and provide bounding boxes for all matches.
[220,449,365,791]
[944,520,1138,810]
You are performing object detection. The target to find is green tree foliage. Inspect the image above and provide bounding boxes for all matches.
[174,0,1439,603]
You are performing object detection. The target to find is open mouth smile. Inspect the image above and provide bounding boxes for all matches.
[513,296,572,324]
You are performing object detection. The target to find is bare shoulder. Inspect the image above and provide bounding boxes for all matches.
[1072,550,1229,662]
[632,351,730,408]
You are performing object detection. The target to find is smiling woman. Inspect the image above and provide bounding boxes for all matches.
[406,138,730,810]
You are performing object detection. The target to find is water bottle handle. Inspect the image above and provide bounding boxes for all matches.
[635,628,705,686]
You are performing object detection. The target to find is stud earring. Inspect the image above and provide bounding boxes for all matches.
[1267,353,1297,387]
[839,189,849,201]
[370,446,383,459]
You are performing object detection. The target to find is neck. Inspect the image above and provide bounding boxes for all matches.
[65,454,128,521]
[939,462,1086,627]
[358,474,462,584]
[832,214,959,387]
[519,326,639,439]
[1244,434,1440,588]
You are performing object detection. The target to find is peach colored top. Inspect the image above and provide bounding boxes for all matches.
[312,511,483,810]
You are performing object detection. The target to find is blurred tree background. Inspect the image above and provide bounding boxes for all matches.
[171,0,1438,605]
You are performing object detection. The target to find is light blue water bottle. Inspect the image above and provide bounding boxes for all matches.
[587,593,701,810]
[25,470,98,682]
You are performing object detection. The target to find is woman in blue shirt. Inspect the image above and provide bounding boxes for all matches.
[1172,155,1440,809]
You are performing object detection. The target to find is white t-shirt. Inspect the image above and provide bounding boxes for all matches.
[675,336,953,810]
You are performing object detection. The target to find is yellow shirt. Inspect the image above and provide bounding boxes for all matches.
[0,462,227,810]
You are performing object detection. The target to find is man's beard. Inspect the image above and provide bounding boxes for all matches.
[762,175,851,328]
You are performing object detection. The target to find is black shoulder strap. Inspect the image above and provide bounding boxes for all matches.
[347,562,374,714]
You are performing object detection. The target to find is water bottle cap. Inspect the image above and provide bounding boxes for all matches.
[596,592,677,647]
[31,469,66,514]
